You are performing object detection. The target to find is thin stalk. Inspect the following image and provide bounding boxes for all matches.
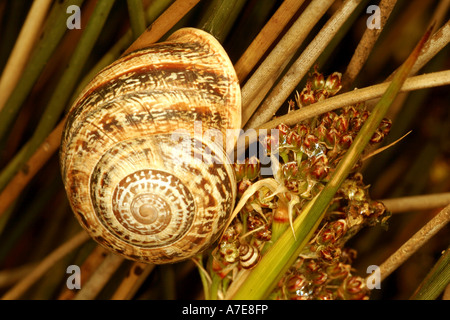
[127,0,147,40]
[0,0,53,111]
[1,231,90,300]
[160,264,177,299]
[198,0,246,43]
[0,263,37,289]
[373,204,450,283]
[0,0,84,142]
[341,0,397,91]
[380,193,450,213]
[57,244,109,300]
[0,0,115,192]
[123,0,201,55]
[258,70,450,129]
[234,69,450,162]
[388,19,450,82]
[0,175,60,263]
[244,0,362,129]
[111,262,155,300]
[231,25,431,300]
[241,0,334,126]
[192,257,211,299]
[74,253,124,300]
[0,117,65,217]
[234,0,306,82]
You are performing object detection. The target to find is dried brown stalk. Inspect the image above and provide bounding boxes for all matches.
[122,0,201,55]
[0,263,37,289]
[258,70,450,129]
[73,253,124,300]
[58,245,110,300]
[370,204,450,282]
[0,116,66,217]
[241,0,335,126]
[387,19,450,81]
[244,0,362,129]
[1,231,89,300]
[0,0,52,111]
[111,262,155,300]
[380,193,450,213]
[341,0,397,91]
[234,0,305,82]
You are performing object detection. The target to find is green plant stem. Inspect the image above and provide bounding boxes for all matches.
[127,0,147,40]
[231,25,431,300]
[0,0,84,143]
[411,245,450,300]
[0,0,115,192]
[198,0,246,43]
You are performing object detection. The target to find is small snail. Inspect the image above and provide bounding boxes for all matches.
[60,28,241,264]
[239,244,261,269]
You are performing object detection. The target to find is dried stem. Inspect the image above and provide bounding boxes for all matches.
[1,231,90,300]
[234,0,306,82]
[389,19,450,81]
[341,0,397,91]
[244,0,362,129]
[0,263,37,289]
[122,0,201,55]
[0,116,66,217]
[241,0,335,126]
[381,193,450,213]
[74,253,124,300]
[111,262,155,300]
[258,70,450,130]
[371,204,450,283]
[0,0,52,111]
[57,245,110,300]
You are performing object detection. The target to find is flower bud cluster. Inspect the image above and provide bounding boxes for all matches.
[295,68,342,107]
[272,251,370,300]
[209,70,392,299]
[272,173,390,300]
[274,101,392,200]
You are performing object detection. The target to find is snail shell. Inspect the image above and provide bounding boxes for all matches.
[60,28,241,264]
[239,244,261,269]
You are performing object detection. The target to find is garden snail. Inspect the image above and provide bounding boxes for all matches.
[60,28,241,264]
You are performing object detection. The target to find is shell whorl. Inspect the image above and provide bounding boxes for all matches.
[60,28,241,264]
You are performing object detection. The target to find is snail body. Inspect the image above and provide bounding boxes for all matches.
[60,28,241,264]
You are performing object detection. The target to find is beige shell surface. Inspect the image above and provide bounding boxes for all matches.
[60,28,241,264]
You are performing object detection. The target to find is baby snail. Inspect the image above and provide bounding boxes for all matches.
[60,28,241,264]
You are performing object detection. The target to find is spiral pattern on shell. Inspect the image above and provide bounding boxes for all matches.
[60,28,241,264]
[239,244,261,269]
